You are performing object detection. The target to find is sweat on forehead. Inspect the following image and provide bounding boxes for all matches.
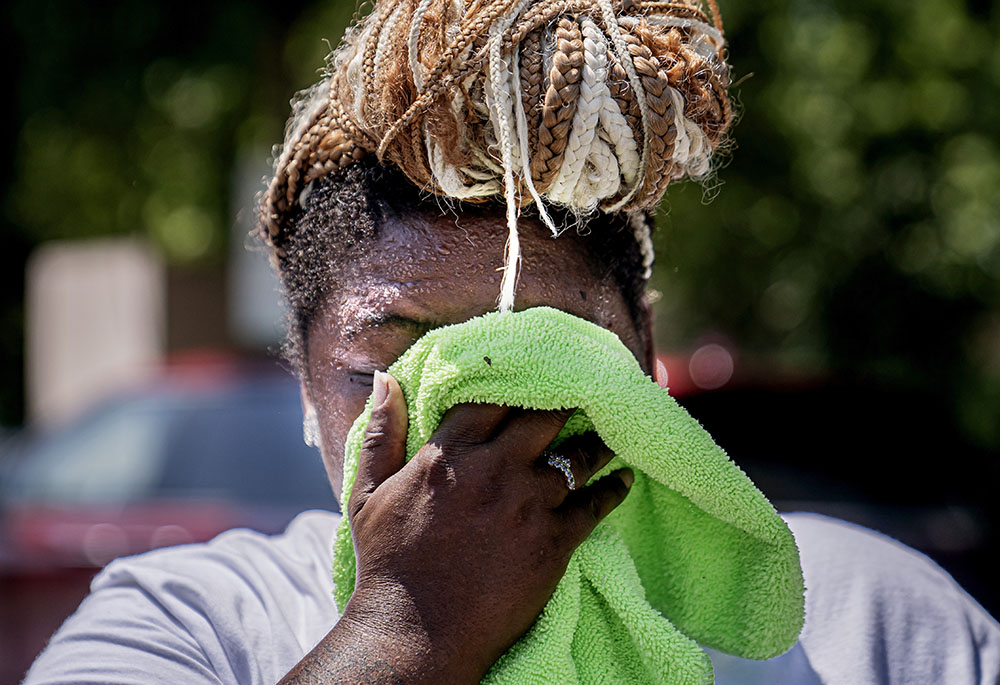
[276,157,652,380]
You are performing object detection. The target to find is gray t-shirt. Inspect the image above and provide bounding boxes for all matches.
[24,511,1000,684]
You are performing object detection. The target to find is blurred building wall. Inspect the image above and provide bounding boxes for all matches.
[25,239,166,426]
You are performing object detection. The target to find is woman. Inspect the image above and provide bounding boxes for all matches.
[27,0,999,683]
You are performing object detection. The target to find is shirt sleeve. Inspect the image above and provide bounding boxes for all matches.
[24,511,341,685]
[24,574,226,685]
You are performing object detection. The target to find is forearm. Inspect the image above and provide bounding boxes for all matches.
[277,623,407,685]
[278,586,486,685]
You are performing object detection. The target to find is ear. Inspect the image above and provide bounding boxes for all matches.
[299,382,315,417]
[300,383,323,450]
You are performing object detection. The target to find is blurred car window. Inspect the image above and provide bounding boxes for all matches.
[157,382,334,507]
[0,373,337,513]
[4,403,168,505]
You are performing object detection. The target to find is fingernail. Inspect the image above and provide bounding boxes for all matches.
[371,370,389,408]
[620,468,635,489]
[654,359,669,389]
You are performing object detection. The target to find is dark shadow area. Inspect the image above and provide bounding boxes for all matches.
[679,383,998,619]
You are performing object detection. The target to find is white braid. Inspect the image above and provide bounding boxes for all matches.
[408,0,436,92]
[471,146,504,174]
[485,0,535,312]
[577,20,641,208]
[427,132,501,198]
[462,164,501,181]
[628,211,655,280]
[509,49,557,235]
[345,21,376,126]
[597,0,654,212]
[597,83,641,188]
[667,87,712,178]
[566,22,624,208]
[548,19,615,208]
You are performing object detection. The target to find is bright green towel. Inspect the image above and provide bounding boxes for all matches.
[333,306,804,684]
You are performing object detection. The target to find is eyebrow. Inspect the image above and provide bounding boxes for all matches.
[340,312,435,343]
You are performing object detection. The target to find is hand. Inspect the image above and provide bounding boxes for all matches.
[298,370,633,684]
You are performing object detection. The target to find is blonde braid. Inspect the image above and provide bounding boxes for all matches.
[624,25,679,212]
[260,0,735,307]
[409,0,437,91]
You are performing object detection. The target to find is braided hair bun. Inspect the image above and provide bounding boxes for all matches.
[261,0,733,310]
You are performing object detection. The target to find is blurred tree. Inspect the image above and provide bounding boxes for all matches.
[2,0,357,425]
[652,0,1000,453]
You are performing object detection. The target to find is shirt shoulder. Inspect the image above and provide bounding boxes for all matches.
[25,509,342,685]
[786,512,1000,684]
[712,513,1000,685]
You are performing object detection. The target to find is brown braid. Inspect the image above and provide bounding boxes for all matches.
[530,17,584,191]
[519,28,544,163]
[376,0,525,160]
[603,46,644,207]
[620,26,676,211]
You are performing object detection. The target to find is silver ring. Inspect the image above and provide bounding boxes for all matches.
[544,451,577,491]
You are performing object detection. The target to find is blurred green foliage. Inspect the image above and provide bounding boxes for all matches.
[652,0,1000,450]
[4,0,999,453]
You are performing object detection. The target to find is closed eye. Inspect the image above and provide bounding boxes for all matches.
[348,371,375,387]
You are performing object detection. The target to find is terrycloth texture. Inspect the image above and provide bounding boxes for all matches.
[333,307,804,684]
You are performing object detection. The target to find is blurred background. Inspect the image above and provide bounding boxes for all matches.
[1,0,997,681]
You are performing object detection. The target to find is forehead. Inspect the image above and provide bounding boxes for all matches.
[309,209,642,360]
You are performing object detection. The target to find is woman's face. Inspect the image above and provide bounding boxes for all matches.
[302,210,652,502]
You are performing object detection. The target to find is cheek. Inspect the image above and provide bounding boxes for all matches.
[308,374,375,502]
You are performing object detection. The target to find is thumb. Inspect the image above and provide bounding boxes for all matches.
[349,371,408,519]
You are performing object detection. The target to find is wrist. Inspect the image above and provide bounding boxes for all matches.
[331,580,489,684]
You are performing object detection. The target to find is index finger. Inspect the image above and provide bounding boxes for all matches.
[431,403,512,446]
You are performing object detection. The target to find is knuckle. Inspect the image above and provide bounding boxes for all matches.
[595,482,627,517]
[578,435,609,471]
[365,404,391,431]
[346,493,365,522]
[419,445,459,487]
[575,446,598,474]
[361,429,393,454]
[583,497,603,526]
[563,499,598,536]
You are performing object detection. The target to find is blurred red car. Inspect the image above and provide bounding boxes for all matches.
[0,356,337,684]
